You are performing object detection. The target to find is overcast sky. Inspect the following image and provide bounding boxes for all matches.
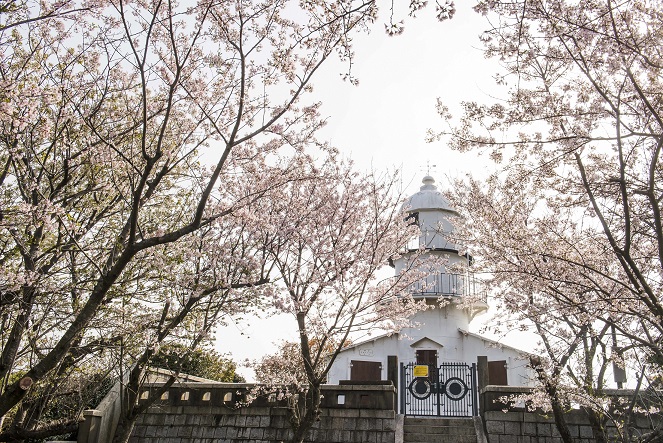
[214,4,523,378]
[315,4,501,183]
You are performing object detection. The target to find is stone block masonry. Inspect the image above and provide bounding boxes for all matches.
[480,386,662,443]
[127,383,398,443]
[483,410,595,443]
[77,380,661,443]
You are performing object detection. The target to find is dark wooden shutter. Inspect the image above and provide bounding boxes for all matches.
[415,350,438,381]
[488,360,508,385]
[350,360,382,381]
[415,350,437,366]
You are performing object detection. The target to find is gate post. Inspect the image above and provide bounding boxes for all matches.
[388,355,399,391]
[399,362,405,415]
[476,356,489,391]
[471,363,479,416]
[436,364,441,417]
[476,356,488,417]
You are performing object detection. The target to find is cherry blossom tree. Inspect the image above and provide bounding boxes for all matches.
[243,158,428,443]
[435,0,663,440]
[0,0,382,439]
[450,178,634,442]
[254,341,309,386]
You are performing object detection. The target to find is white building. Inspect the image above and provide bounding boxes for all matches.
[326,176,532,416]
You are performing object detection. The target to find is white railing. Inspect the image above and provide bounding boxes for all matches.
[410,273,487,303]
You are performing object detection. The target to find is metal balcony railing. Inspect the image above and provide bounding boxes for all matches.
[410,273,487,304]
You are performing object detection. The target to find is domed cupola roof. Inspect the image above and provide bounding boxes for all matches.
[404,176,456,213]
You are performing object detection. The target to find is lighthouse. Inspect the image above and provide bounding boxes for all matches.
[392,174,488,339]
[326,176,532,416]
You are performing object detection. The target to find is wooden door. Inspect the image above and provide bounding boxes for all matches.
[416,349,438,381]
[416,349,437,366]
[350,360,382,381]
[488,360,508,385]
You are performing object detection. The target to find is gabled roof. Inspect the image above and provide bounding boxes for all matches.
[409,337,444,348]
[457,328,534,356]
[333,329,535,357]
[335,332,398,352]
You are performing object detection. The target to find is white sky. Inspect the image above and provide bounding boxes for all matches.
[214,4,531,379]
[315,5,501,183]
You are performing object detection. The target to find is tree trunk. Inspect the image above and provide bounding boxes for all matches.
[289,384,322,443]
[111,369,176,443]
[112,419,137,443]
[546,382,574,443]
[584,407,607,443]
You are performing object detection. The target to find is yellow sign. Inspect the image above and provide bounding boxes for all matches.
[413,365,429,378]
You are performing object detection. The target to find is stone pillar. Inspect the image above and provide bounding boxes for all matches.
[78,410,103,443]
[387,355,398,391]
[477,356,489,417]
[477,356,489,391]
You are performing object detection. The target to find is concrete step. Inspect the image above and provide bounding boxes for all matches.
[404,417,475,427]
[403,433,477,443]
[403,425,475,435]
[403,417,477,443]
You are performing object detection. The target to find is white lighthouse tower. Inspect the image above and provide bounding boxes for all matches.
[392,175,488,341]
[327,176,532,416]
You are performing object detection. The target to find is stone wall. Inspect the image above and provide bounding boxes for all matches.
[484,410,601,443]
[480,386,660,443]
[127,382,401,443]
[77,380,661,443]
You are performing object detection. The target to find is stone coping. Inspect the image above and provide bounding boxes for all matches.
[480,385,663,415]
[136,382,396,411]
[139,382,396,391]
[480,385,534,395]
[481,385,655,397]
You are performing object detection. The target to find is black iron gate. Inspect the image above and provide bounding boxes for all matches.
[400,362,478,417]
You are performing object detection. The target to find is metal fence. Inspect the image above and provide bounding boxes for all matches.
[400,362,478,417]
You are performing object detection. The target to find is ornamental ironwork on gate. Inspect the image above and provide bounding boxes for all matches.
[400,362,478,417]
